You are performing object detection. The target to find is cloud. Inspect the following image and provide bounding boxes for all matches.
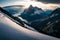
[34,0,60,4]
[45,5,60,10]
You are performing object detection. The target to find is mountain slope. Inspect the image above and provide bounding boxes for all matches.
[30,8,60,38]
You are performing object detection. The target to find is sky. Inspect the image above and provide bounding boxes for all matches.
[0,0,60,10]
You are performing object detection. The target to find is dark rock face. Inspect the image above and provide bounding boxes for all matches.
[45,8,60,38]
[34,8,60,38]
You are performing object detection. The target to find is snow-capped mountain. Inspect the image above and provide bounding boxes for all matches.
[20,5,47,24]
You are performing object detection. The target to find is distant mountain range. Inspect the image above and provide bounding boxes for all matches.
[1,5,60,38]
[3,5,25,15]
